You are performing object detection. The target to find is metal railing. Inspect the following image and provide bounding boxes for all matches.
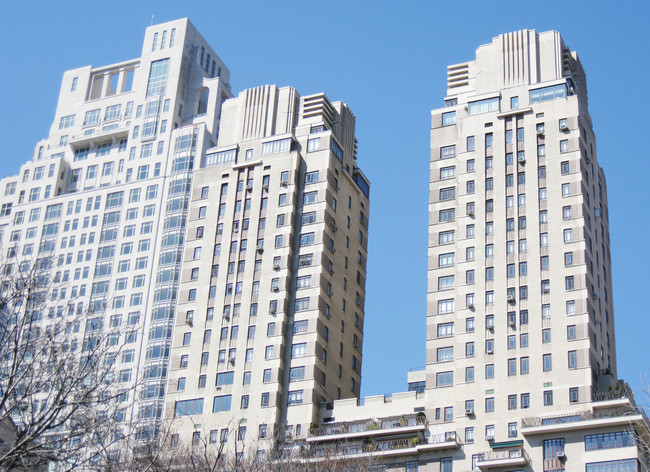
[476,447,530,463]
[310,414,427,437]
[594,384,634,402]
[522,406,643,428]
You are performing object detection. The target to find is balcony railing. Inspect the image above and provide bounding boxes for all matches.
[593,384,634,402]
[310,414,427,438]
[522,406,643,428]
[476,447,530,463]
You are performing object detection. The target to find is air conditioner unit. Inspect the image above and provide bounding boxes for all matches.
[517,155,526,163]
[229,358,235,365]
[272,286,280,292]
[486,433,495,441]
[507,295,516,302]
[486,347,494,354]
[465,408,474,416]
[246,184,253,191]
[331,224,337,232]
[262,184,269,191]
[185,317,193,326]
[468,303,475,310]
[269,309,276,315]
[223,314,230,321]
[280,181,288,187]
[560,123,569,131]
[542,288,550,294]
[468,211,475,217]
[256,247,264,253]
[486,322,494,330]
[556,451,566,460]
[273,264,281,270]
[536,129,544,135]
[509,320,516,327]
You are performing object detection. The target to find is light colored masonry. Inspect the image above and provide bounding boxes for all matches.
[0,17,370,457]
[304,30,650,472]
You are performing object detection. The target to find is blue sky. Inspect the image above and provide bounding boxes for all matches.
[1,0,649,401]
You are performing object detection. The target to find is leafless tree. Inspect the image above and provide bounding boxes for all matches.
[0,256,139,471]
[98,418,381,472]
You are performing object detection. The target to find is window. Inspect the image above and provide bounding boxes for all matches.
[442,111,456,126]
[520,357,529,375]
[438,253,455,267]
[543,354,552,372]
[508,422,517,438]
[508,358,517,376]
[436,371,453,387]
[440,145,456,159]
[439,187,455,201]
[543,390,553,406]
[440,166,455,179]
[565,276,575,290]
[439,209,455,222]
[564,228,573,242]
[485,364,494,379]
[212,395,232,413]
[567,325,578,341]
[465,366,474,382]
[485,397,494,413]
[561,161,570,175]
[438,276,454,291]
[437,322,454,338]
[542,328,551,344]
[467,136,475,151]
[585,432,635,451]
[562,183,571,197]
[560,139,569,152]
[508,394,517,410]
[439,231,454,244]
[437,298,454,314]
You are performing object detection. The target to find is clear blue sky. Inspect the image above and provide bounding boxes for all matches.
[1,0,649,401]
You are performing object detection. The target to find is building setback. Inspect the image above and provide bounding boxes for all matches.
[307,30,649,472]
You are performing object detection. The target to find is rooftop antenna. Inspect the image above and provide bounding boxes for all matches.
[150,15,154,26]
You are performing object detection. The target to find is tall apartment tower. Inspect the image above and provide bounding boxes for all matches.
[428,28,636,467]
[166,85,370,457]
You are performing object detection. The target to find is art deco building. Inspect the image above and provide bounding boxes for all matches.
[166,86,370,458]
[305,30,649,472]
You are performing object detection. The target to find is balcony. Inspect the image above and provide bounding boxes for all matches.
[309,431,459,460]
[475,448,530,470]
[69,122,130,148]
[308,414,427,442]
[521,406,646,435]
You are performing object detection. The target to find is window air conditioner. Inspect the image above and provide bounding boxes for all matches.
[536,129,544,135]
[468,303,475,310]
[269,308,277,315]
[509,320,516,327]
[262,184,269,191]
[272,286,280,292]
[556,451,566,459]
[468,211,475,217]
[486,433,495,441]
[542,288,550,294]
[486,321,494,330]
[273,263,280,270]
[465,408,474,416]
[507,295,516,302]
[560,123,569,131]
[281,180,288,187]
[517,155,526,163]
[486,347,494,354]
[246,183,253,191]
[229,358,235,365]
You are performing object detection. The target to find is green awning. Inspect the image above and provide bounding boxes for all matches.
[490,440,523,449]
